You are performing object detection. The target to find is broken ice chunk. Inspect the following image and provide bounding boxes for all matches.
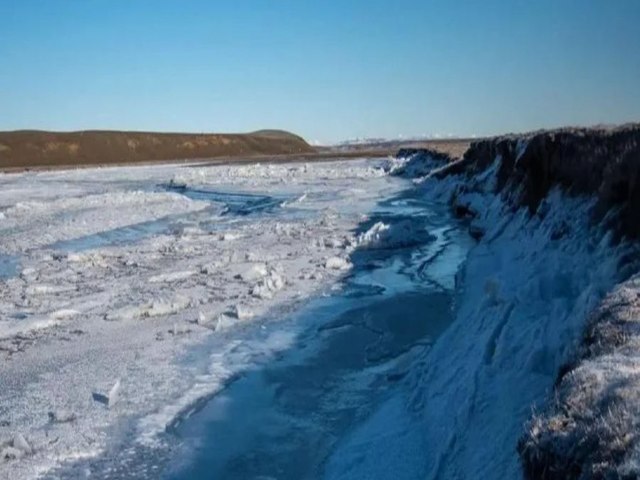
[148,270,195,283]
[1,446,24,461]
[251,283,273,299]
[48,410,77,424]
[213,314,236,331]
[51,309,80,320]
[219,232,242,241]
[12,433,32,455]
[323,237,344,248]
[107,379,121,409]
[251,270,285,299]
[324,257,351,270]
[239,263,268,282]
[232,305,254,321]
[93,379,123,408]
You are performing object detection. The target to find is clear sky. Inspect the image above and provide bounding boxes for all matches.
[1,1,639,143]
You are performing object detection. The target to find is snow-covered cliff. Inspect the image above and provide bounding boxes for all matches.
[396,124,640,479]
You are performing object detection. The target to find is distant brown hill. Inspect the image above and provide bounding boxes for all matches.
[0,129,315,169]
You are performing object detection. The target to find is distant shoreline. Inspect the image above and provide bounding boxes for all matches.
[0,129,471,173]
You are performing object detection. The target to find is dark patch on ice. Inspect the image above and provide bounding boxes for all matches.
[91,392,109,406]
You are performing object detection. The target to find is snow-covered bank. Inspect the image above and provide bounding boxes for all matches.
[0,159,402,478]
[430,125,640,479]
[326,125,640,479]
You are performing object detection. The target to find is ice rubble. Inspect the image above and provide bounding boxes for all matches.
[169,161,387,188]
[324,256,351,270]
[1,434,32,462]
[0,158,403,478]
[0,191,210,253]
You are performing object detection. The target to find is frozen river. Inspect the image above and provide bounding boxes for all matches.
[165,191,471,479]
[0,159,472,479]
[2,139,635,480]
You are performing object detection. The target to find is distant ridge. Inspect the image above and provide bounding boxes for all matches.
[0,129,315,169]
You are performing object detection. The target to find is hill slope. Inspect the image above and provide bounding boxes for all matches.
[0,130,314,168]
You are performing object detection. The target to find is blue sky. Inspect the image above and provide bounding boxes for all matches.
[1,1,639,143]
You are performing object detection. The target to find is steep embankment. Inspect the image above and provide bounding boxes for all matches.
[392,124,640,479]
[0,129,314,169]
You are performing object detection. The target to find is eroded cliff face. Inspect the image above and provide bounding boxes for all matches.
[461,125,640,240]
[394,124,640,479]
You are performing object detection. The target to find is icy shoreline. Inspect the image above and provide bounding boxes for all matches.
[372,125,640,479]
[0,159,403,478]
